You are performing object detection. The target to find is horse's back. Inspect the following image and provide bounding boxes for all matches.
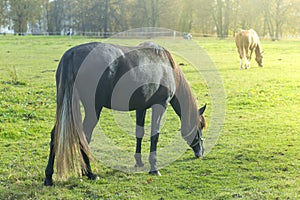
[56,42,177,111]
[96,43,177,110]
[235,29,260,49]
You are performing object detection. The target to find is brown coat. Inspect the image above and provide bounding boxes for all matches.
[235,29,263,69]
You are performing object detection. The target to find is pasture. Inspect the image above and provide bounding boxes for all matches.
[0,35,299,199]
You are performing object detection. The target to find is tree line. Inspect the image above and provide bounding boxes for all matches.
[0,0,299,39]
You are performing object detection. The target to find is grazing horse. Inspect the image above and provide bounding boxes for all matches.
[44,41,206,186]
[235,29,263,69]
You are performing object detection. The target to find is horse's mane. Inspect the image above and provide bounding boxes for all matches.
[163,49,177,69]
[137,41,206,130]
[164,49,206,132]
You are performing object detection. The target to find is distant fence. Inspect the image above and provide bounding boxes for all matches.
[1,30,300,40]
[0,31,229,39]
[0,30,191,39]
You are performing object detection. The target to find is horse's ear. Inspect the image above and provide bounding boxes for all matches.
[198,104,206,115]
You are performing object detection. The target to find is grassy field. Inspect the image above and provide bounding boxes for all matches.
[0,35,299,199]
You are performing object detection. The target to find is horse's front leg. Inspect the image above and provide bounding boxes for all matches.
[240,59,243,70]
[245,59,250,69]
[44,126,55,186]
[149,103,167,176]
[134,109,146,167]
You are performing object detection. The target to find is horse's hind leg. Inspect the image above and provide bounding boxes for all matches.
[81,105,102,180]
[134,109,147,167]
[149,103,167,176]
[44,126,55,186]
[81,149,98,180]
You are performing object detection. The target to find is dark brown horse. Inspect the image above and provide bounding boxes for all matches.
[44,41,206,186]
[235,29,263,69]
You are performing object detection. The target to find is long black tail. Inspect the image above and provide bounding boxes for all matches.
[54,52,90,178]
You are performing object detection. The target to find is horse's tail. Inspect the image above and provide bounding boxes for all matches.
[54,54,90,178]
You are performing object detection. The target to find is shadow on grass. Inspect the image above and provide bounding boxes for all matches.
[1,80,27,86]
[0,171,117,199]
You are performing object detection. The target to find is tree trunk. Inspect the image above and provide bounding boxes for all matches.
[104,0,109,38]
[275,0,281,40]
[223,0,230,38]
[217,0,223,38]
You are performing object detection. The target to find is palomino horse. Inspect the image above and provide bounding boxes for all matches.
[235,29,263,69]
[44,41,206,186]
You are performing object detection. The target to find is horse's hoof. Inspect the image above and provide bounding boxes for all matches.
[135,163,145,168]
[43,178,53,186]
[149,170,161,176]
[87,173,99,180]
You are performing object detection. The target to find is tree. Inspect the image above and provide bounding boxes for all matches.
[178,0,194,32]
[210,0,232,38]
[1,0,300,38]
[61,0,132,36]
[9,0,42,34]
[40,0,51,33]
[284,0,300,37]
[0,0,9,26]
[263,0,294,40]
[193,0,214,35]
[108,0,132,32]
[130,0,174,28]
[47,0,65,34]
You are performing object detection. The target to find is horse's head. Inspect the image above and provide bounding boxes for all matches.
[190,104,206,158]
[256,52,264,67]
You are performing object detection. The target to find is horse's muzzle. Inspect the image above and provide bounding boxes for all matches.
[192,143,204,158]
[194,148,204,158]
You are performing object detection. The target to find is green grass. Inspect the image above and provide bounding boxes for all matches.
[0,35,299,199]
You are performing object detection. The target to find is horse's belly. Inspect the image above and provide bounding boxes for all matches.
[106,83,173,111]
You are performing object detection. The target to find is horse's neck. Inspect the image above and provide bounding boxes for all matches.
[255,42,263,57]
[170,71,198,136]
